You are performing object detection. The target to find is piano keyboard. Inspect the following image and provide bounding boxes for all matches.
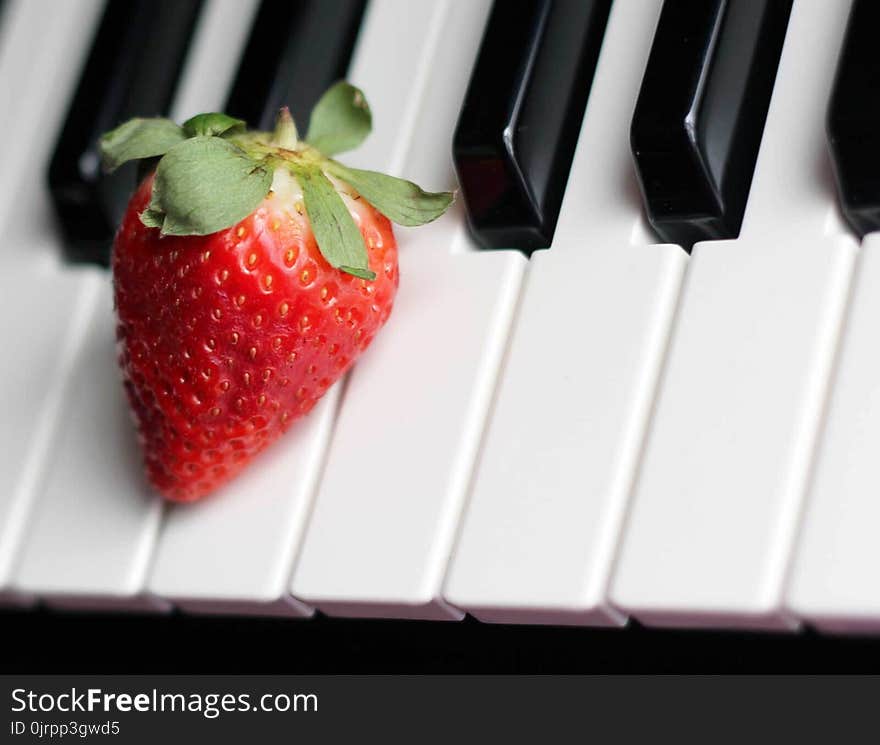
[2,0,880,637]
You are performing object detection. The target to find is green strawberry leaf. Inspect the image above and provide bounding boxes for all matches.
[139,208,165,228]
[141,136,271,236]
[324,161,453,226]
[99,118,186,172]
[305,81,372,156]
[182,112,246,138]
[295,165,375,280]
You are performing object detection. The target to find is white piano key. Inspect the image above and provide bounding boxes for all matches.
[147,0,450,616]
[12,279,170,612]
[444,0,685,626]
[342,0,448,175]
[786,235,880,634]
[0,0,62,167]
[10,0,257,610]
[169,0,262,123]
[0,0,107,607]
[293,235,524,619]
[611,0,858,630]
[291,0,531,620]
[0,0,106,256]
[0,266,101,606]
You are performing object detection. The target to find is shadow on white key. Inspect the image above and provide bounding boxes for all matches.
[8,0,260,611]
[444,0,685,626]
[786,236,880,634]
[147,0,452,616]
[611,0,858,631]
[290,0,528,620]
[0,0,107,607]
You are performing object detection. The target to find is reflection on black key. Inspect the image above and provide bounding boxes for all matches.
[453,0,612,253]
[631,0,792,249]
[225,0,367,130]
[828,0,880,237]
[49,0,203,266]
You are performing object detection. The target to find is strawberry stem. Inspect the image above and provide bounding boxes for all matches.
[272,107,298,150]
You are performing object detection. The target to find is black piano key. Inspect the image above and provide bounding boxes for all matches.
[453,0,612,253]
[631,0,792,249]
[225,0,367,131]
[49,0,203,266]
[828,0,880,237]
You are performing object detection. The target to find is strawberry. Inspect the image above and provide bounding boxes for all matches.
[100,83,452,501]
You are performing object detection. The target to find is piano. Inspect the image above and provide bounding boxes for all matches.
[3,0,880,671]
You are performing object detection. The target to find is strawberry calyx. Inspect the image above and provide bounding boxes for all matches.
[99,81,453,280]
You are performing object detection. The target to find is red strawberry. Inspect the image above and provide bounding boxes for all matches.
[100,83,451,501]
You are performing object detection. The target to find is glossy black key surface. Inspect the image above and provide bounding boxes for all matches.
[49,0,203,266]
[828,0,880,237]
[631,0,791,249]
[225,0,367,130]
[453,0,612,253]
